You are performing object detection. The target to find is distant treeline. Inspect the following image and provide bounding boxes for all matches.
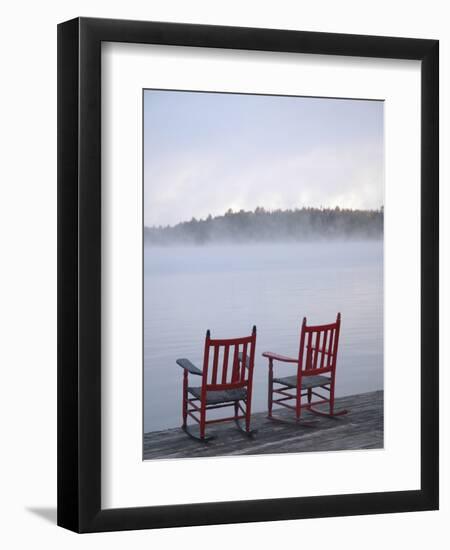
[144,206,384,245]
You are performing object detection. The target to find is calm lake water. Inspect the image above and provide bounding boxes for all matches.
[144,241,383,433]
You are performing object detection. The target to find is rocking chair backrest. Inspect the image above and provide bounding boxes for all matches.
[298,313,341,376]
[202,326,257,391]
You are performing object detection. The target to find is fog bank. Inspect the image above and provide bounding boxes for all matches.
[144,206,383,246]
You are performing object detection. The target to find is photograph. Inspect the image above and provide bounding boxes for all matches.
[143,89,384,460]
[54,11,439,536]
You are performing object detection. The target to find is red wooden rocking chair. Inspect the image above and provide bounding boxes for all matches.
[177,326,257,441]
[263,313,347,422]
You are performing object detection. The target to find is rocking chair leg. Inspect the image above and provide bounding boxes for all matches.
[307,381,347,418]
[269,390,318,427]
[182,424,215,442]
[296,387,301,422]
[268,360,273,418]
[199,405,207,440]
[295,398,319,427]
[181,401,216,442]
[245,397,256,435]
[182,371,188,428]
[234,402,257,437]
[245,403,251,433]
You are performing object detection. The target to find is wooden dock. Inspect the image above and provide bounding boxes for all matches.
[143,390,383,460]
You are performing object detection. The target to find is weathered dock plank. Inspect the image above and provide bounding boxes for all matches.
[143,390,383,460]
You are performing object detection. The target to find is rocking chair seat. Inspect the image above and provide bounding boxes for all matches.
[273,374,331,389]
[188,386,247,405]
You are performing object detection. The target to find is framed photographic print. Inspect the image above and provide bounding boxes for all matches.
[57,17,439,533]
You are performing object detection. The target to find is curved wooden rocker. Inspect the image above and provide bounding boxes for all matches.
[262,313,348,424]
[177,326,257,442]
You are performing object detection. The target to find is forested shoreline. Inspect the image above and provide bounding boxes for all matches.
[144,206,383,245]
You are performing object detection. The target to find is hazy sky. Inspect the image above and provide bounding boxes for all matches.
[144,90,384,227]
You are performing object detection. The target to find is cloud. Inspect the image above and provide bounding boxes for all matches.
[144,140,384,227]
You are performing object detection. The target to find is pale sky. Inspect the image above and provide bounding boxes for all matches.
[144,90,384,227]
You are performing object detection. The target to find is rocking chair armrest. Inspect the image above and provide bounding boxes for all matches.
[176,358,203,376]
[238,352,252,368]
[262,351,299,364]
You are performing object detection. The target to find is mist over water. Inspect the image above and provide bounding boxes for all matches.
[143,240,383,433]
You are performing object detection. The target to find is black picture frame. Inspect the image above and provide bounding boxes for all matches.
[57,17,439,533]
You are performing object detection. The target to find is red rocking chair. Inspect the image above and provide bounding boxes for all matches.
[263,313,347,422]
[177,326,257,441]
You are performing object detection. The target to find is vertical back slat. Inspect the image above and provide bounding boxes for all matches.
[313,330,320,370]
[221,344,230,384]
[231,345,240,382]
[306,331,313,369]
[241,342,248,381]
[327,328,335,368]
[211,345,219,385]
[320,330,328,369]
